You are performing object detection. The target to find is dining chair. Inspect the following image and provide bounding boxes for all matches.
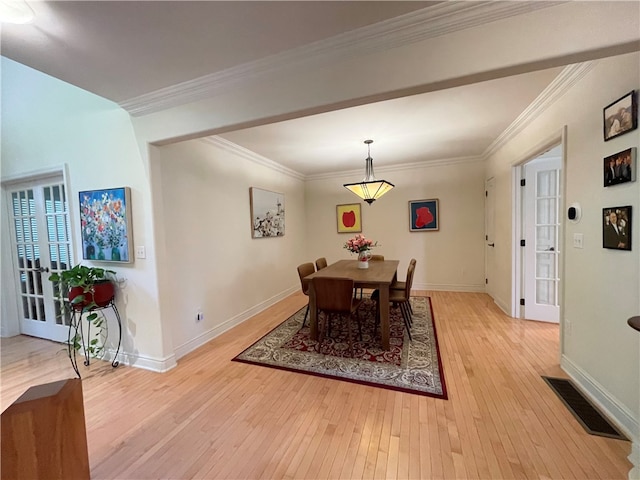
[313,276,363,357]
[315,257,328,270]
[297,262,316,328]
[372,261,415,341]
[391,258,417,313]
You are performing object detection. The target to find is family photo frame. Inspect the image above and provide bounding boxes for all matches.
[409,199,439,232]
[79,187,133,263]
[602,206,632,251]
[603,147,636,187]
[336,203,362,233]
[250,187,285,238]
[603,90,637,141]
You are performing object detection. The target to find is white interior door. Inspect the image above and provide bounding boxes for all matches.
[485,177,496,296]
[8,179,74,342]
[523,157,561,323]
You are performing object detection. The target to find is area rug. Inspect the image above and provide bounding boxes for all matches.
[232,296,447,399]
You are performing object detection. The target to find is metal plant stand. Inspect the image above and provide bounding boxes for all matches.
[67,298,122,379]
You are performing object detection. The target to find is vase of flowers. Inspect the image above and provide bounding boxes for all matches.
[357,250,372,268]
[344,234,377,269]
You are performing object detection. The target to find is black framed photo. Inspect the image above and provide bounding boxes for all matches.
[604,147,636,186]
[603,90,637,141]
[603,206,632,251]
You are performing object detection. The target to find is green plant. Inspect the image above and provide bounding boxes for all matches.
[49,264,116,374]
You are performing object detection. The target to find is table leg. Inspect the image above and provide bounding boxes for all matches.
[380,285,390,350]
[309,284,318,341]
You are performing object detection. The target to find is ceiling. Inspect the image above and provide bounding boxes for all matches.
[2,1,565,176]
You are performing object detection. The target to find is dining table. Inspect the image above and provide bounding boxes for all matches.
[305,259,399,350]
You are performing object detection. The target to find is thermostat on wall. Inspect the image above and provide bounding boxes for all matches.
[568,203,581,222]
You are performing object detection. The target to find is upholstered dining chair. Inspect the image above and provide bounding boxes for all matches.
[315,257,328,270]
[297,262,316,328]
[372,261,415,341]
[391,258,417,313]
[313,276,363,357]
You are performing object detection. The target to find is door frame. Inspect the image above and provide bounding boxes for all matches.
[510,128,567,357]
[484,177,496,299]
[1,164,74,339]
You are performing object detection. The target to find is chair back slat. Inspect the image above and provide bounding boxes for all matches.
[370,255,385,261]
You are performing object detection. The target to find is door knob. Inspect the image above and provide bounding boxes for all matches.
[488,243,495,247]
[36,266,50,273]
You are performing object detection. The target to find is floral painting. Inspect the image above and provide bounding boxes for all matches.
[250,187,285,238]
[409,199,439,232]
[79,187,133,262]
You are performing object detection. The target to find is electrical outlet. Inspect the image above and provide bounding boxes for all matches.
[135,246,146,258]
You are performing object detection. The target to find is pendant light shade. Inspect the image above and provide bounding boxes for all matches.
[343,140,394,204]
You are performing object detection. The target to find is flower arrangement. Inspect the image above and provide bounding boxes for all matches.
[344,234,377,254]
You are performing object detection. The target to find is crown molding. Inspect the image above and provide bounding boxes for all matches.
[201,62,591,182]
[120,1,563,116]
[306,155,484,182]
[201,137,306,181]
[483,61,596,159]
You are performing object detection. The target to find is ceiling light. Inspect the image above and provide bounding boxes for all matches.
[0,0,35,24]
[343,140,394,205]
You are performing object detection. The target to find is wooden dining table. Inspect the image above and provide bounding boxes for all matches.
[305,259,399,350]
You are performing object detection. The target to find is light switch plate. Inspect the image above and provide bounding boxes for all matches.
[573,233,583,249]
[135,246,146,258]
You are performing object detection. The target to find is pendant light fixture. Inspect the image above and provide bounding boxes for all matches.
[343,140,394,204]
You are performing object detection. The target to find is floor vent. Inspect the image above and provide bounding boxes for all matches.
[542,376,627,440]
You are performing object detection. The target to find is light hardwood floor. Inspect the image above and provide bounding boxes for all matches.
[1,291,631,479]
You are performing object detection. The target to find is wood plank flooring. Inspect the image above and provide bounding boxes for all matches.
[1,291,632,479]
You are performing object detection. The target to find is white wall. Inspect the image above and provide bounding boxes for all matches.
[305,159,486,291]
[0,58,169,369]
[156,140,306,358]
[486,52,640,441]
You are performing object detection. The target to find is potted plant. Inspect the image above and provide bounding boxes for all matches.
[49,264,116,311]
[49,264,116,375]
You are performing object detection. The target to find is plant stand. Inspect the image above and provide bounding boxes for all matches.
[68,299,122,379]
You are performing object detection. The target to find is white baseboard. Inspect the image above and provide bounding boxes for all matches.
[413,282,485,293]
[492,296,511,316]
[103,348,177,373]
[67,285,299,374]
[172,286,298,361]
[561,354,639,444]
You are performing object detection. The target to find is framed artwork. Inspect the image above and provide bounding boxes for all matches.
[250,187,285,238]
[604,147,636,187]
[603,206,632,251]
[603,90,637,141]
[409,199,439,232]
[79,187,133,262]
[336,203,362,233]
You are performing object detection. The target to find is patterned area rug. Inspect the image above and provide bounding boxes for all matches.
[232,296,447,398]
